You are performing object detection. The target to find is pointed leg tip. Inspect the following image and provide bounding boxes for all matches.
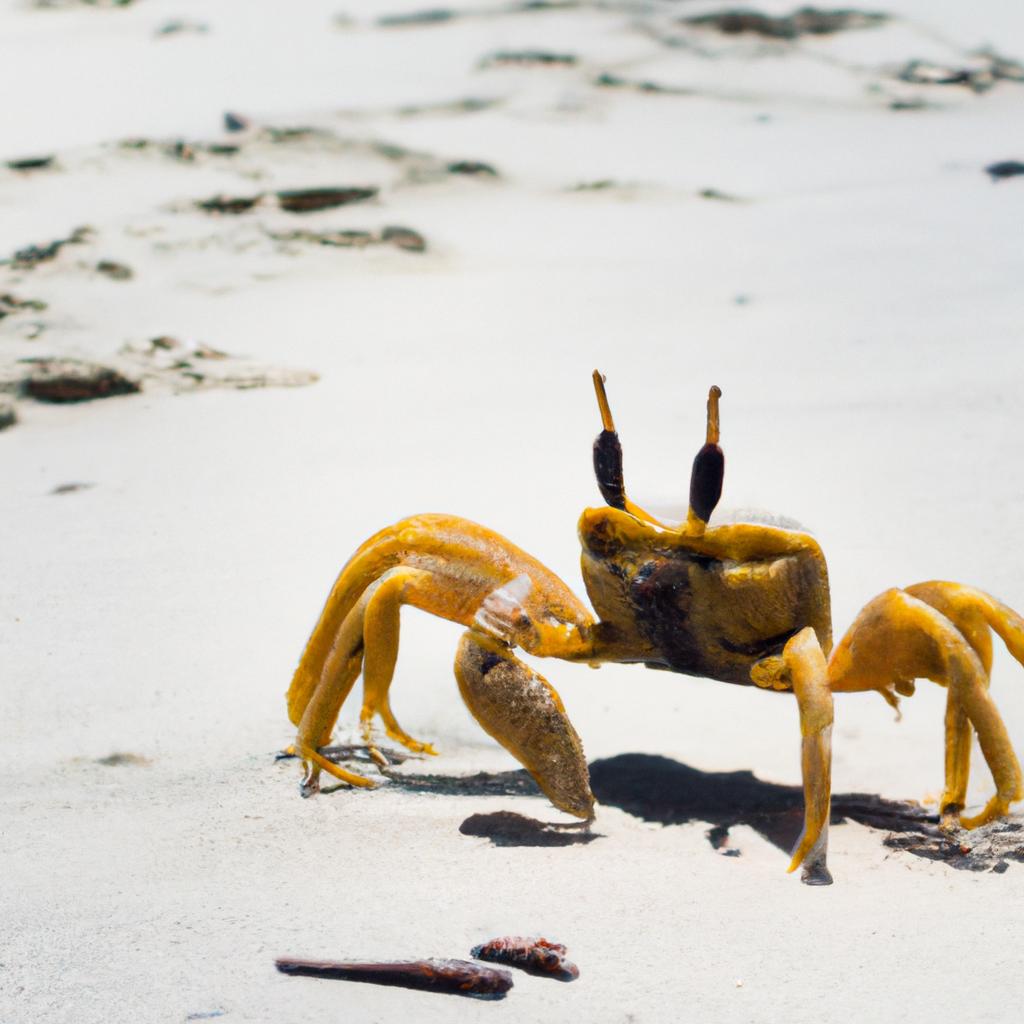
[800,860,834,886]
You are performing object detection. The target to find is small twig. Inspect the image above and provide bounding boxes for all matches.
[274,957,513,998]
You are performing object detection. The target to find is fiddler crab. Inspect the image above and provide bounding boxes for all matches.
[286,372,1024,883]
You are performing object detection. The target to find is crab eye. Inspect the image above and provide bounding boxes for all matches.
[688,385,724,525]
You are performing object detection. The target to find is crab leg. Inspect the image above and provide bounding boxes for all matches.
[829,588,1023,829]
[358,567,439,759]
[782,627,834,883]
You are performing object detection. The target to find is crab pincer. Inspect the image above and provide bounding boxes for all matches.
[274,957,513,999]
[471,936,580,981]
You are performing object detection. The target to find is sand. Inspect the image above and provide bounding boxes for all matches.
[2,1,1024,1021]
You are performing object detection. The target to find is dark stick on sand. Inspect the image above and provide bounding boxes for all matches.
[274,957,513,999]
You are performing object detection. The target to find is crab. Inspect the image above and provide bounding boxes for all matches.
[286,372,1024,883]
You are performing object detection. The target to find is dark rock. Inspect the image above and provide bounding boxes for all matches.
[0,400,15,431]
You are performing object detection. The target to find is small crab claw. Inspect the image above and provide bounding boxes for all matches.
[455,630,595,820]
[686,386,724,534]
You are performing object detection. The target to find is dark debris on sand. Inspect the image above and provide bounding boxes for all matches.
[96,260,133,281]
[447,160,499,176]
[884,819,1024,873]
[986,160,1024,180]
[0,293,47,319]
[480,50,577,68]
[276,187,378,213]
[896,52,1024,93]
[196,194,263,215]
[377,7,456,27]
[17,358,140,403]
[51,482,95,495]
[684,7,887,39]
[269,225,426,253]
[594,72,689,95]
[377,1,579,29]
[5,155,55,172]
[5,227,92,270]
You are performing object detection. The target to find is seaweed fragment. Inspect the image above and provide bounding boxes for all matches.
[472,937,579,981]
[684,7,887,40]
[276,187,378,213]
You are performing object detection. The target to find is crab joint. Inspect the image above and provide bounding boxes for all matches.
[687,385,724,528]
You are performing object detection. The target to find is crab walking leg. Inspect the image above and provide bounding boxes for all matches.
[902,583,995,824]
[783,627,834,883]
[906,581,1024,826]
[455,630,595,819]
[358,567,439,758]
[829,589,1023,829]
[296,567,445,789]
[294,590,372,794]
[936,688,974,827]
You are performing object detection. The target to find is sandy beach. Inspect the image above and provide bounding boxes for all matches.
[3,1,1024,1021]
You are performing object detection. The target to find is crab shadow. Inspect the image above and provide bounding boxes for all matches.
[388,753,1023,871]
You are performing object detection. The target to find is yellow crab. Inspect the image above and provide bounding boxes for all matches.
[286,372,1024,883]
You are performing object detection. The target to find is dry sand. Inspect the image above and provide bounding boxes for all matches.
[2,1,1024,1021]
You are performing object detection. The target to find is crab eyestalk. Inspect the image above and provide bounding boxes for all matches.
[592,370,627,511]
[686,386,724,534]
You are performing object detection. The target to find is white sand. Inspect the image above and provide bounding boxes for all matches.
[3,1,1024,1021]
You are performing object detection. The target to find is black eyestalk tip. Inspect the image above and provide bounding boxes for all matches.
[689,385,724,524]
[592,370,626,510]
